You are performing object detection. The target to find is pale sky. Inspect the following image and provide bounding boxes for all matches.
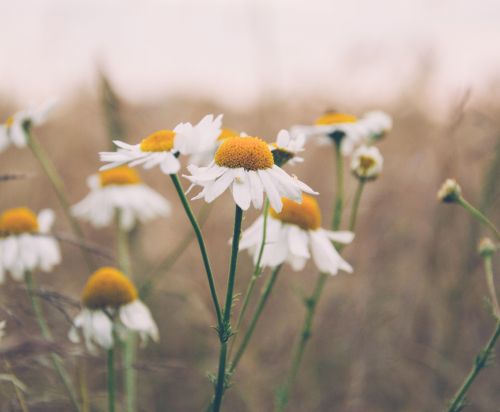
[1,0,500,109]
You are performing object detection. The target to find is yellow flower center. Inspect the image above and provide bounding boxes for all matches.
[217,128,238,141]
[99,166,141,187]
[214,136,274,170]
[5,116,14,128]
[139,130,176,152]
[0,207,39,235]
[270,194,321,230]
[82,267,138,310]
[314,112,357,125]
[359,155,376,171]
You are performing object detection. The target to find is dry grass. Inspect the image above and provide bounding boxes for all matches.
[0,78,499,411]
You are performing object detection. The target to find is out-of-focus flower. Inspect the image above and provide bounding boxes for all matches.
[69,267,158,352]
[99,114,222,174]
[0,99,57,152]
[0,207,61,282]
[0,320,5,342]
[188,127,240,167]
[291,110,392,156]
[71,166,170,231]
[270,129,305,166]
[350,145,383,181]
[437,179,462,203]
[478,237,496,257]
[184,136,317,212]
[239,195,353,275]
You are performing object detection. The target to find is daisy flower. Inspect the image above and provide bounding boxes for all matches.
[69,267,158,352]
[270,129,305,166]
[184,135,317,212]
[350,145,383,181]
[239,195,354,275]
[0,207,61,282]
[358,110,392,142]
[71,166,170,230]
[0,99,57,153]
[99,114,222,175]
[188,127,240,167]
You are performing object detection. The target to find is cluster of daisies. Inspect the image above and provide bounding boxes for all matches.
[0,103,389,385]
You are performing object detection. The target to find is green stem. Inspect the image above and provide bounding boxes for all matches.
[230,264,282,372]
[107,347,116,412]
[23,125,94,270]
[447,321,500,412]
[349,180,365,231]
[24,271,81,411]
[484,256,500,319]
[170,174,222,327]
[213,205,244,412]
[232,200,270,348]
[331,140,344,231]
[458,196,500,241]
[115,214,136,412]
[138,203,213,299]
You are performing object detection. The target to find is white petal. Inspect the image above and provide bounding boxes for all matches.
[257,170,282,212]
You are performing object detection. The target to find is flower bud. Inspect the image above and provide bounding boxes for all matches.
[478,237,496,257]
[350,145,383,181]
[437,179,461,203]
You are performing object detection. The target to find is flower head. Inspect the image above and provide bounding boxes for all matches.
[99,114,222,174]
[270,130,305,166]
[478,237,496,257]
[71,166,170,231]
[0,207,61,282]
[359,110,392,142]
[239,195,354,275]
[184,135,317,212]
[188,127,241,167]
[69,267,158,352]
[437,179,462,203]
[350,145,383,181]
[0,99,57,153]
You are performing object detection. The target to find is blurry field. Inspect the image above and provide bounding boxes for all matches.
[0,77,499,411]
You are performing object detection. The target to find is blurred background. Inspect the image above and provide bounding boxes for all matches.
[1,0,500,411]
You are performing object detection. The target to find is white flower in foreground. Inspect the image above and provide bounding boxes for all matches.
[239,195,353,275]
[188,127,240,167]
[99,114,222,174]
[0,207,61,282]
[270,129,305,166]
[0,99,57,152]
[71,166,170,230]
[350,145,383,181]
[69,267,159,352]
[184,136,317,212]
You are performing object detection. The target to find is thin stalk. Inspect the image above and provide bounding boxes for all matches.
[331,140,344,230]
[22,125,94,270]
[169,174,222,326]
[213,206,244,412]
[348,180,365,231]
[107,347,116,412]
[232,200,270,348]
[116,213,136,412]
[447,321,500,412]
[457,196,500,241]
[276,153,363,412]
[4,361,29,412]
[484,255,500,319]
[24,271,81,411]
[230,264,282,372]
[139,202,213,299]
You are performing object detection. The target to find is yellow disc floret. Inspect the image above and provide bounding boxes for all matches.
[270,195,321,230]
[140,130,176,152]
[359,155,376,171]
[214,136,274,170]
[315,112,357,125]
[82,267,138,310]
[218,128,239,141]
[99,166,141,187]
[0,207,39,235]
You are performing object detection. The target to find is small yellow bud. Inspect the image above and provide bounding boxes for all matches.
[437,179,462,203]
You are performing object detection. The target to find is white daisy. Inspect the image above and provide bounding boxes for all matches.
[358,110,392,142]
[99,114,222,175]
[270,129,305,166]
[0,207,61,283]
[350,145,383,180]
[187,127,240,167]
[71,166,170,231]
[0,99,57,153]
[184,136,318,212]
[239,195,354,275]
[69,267,159,353]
